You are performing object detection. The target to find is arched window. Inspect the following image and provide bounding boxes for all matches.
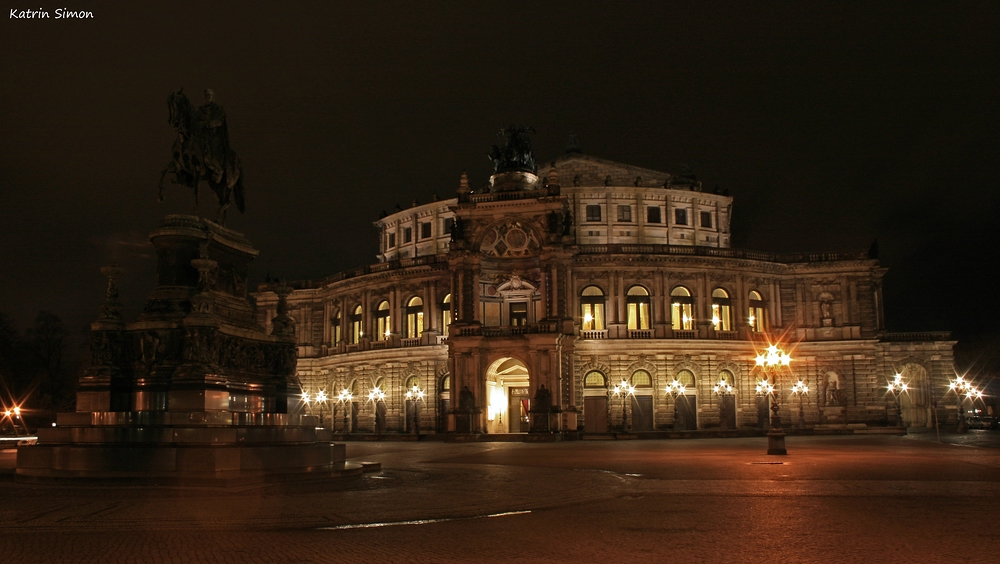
[749,290,766,332]
[374,300,391,340]
[406,296,424,339]
[405,376,421,393]
[374,377,386,395]
[441,374,450,393]
[711,288,732,331]
[626,285,651,330]
[350,305,363,343]
[441,294,452,337]
[581,286,606,331]
[584,371,608,388]
[718,370,734,386]
[677,369,696,391]
[671,286,694,330]
[631,370,652,388]
[331,310,342,345]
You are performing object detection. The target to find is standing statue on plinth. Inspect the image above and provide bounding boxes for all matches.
[159,88,245,225]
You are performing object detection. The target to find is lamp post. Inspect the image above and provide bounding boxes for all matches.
[3,405,29,436]
[612,380,635,432]
[754,344,792,455]
[337,389,353,433]
[315,390,328,428]
[405,384,425,434]
[666,379,687,431]
[712,378,733,430]
[948,376,981,433]
[886,373,908,428]
[301,390,311,419]
[790,380,809,430]
[368,386,386,433]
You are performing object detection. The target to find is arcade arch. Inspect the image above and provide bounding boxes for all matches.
[485,357,530,434]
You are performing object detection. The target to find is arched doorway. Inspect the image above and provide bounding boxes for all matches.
[716,370,737,429]
[583,371,609,433]
[630,370,654,432]
[674,370,697,430]
[485,357,529,434]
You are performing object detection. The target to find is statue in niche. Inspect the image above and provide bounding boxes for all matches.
[562,210,573,235]
[533,384,552,412]
[459,386,475,412]
[824,374,843,407]
[819,293,834,326]
[159,88,245,225]
[488,125,537,174]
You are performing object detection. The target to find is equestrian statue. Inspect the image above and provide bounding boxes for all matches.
[159,88,245,224]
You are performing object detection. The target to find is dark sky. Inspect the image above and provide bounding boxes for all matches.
[2,2,998,363]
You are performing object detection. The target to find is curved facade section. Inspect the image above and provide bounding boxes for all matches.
[255,152,956,435]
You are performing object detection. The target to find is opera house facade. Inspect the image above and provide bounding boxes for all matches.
[255,133,955,437]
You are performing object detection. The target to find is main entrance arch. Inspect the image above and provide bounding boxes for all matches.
[485,357,530,434]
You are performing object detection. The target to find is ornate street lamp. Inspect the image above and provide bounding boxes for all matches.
[712,378,733,430]
[790,380,809,430]
[315,390,328,429]
[886,373,908,428]
[337,389,353,433]
[405,384,425,434]
[666,379,686,431]
[754,344,792,455]
[612,379,635,432]
[948,376,982,433]
[367,386,386,433]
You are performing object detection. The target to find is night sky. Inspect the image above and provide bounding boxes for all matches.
[2,2,998,369]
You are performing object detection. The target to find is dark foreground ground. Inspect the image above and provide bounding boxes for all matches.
[1,432,998,563]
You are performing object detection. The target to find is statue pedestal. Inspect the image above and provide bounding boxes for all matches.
[17,215,370,484]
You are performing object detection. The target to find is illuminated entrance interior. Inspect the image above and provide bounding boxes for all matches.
[486,357,530,434]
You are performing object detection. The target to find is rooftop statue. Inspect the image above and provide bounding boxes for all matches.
[488,125,537,174]
[159,88,246,225]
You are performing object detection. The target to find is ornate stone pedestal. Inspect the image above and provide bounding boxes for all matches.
[17,215,366,484]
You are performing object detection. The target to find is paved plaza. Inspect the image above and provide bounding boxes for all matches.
[1,433,999,563]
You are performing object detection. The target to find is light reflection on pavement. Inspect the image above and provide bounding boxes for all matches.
[1,435,998,562]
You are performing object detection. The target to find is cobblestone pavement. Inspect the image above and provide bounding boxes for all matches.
[1,435,999,562]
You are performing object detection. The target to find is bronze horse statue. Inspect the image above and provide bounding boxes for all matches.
[159,88,245,224]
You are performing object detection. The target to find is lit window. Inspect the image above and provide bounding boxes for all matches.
[626,285,651,330]
[711,288,732,331]
[671,286,694,330]
[749,290,766,332]
[584,371,607,388]
[350,305,363,343]
[580,285,606,330]
[677,370,695,389]
[631,370,652,388]
[332,313,342,345]
[509,302,528,327]
[374,300,390,340]
[441,293,452,336]
[586,205,602,222]
[406,296,423,338]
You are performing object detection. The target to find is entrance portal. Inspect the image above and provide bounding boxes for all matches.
[485,357,529,434]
